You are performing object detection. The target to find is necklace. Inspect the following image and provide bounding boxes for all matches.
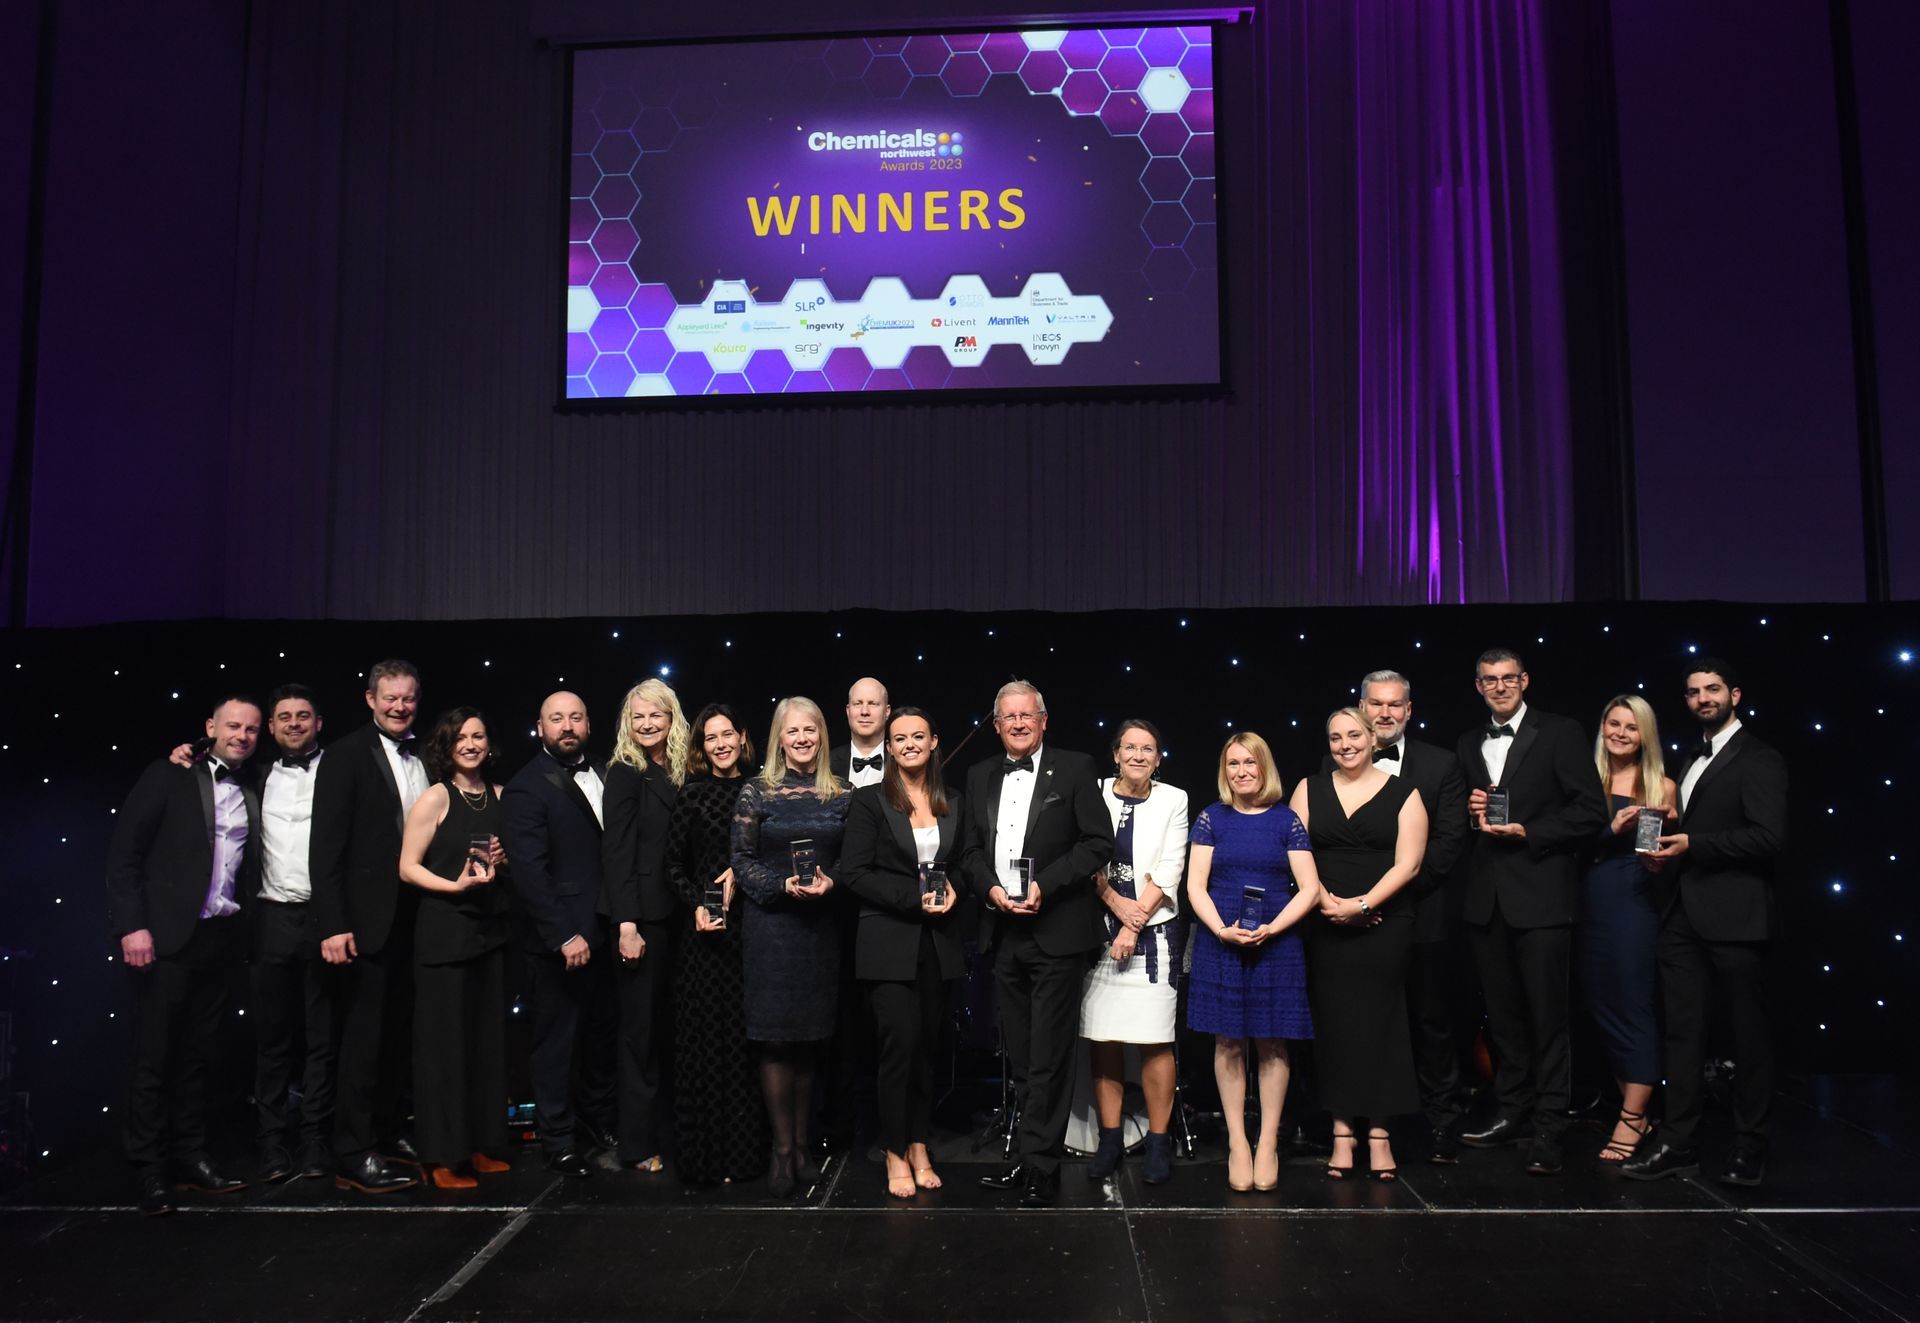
[454,781,490,810]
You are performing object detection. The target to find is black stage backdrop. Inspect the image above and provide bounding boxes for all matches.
[1,602,1912,1170]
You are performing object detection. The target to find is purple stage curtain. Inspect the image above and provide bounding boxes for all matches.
[7,0,1577,622]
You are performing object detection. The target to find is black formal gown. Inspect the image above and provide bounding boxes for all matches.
[1304,773,1419,1120]
[412,783,510,1166]
[665,774,769,1184]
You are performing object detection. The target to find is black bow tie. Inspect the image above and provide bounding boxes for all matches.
[389,737,416,758]
[851,755,883,773]
[1002,755,1034,775]
[563,760,593,777]
[212,763,238,782]
[1374,744,1401,763]
[280,751,316,771]
[1695,740,1717,763]
[1485,723,1515,739]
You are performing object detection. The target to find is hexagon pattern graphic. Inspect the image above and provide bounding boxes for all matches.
[567,26,1215,397]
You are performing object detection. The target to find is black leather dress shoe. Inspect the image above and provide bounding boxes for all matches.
[1718,1147,1766,1188]
[298,1140,333,1180]
[1020,1166,1060,1208]
[174,1155,245,1194]
[380,1135,422,1166]
[1619,1141,1700,1182]
[138,1173,175,1216]
[977,1161,1025,1191]
[336,1153,418,1193]
[1524,1135,1564,1176]
[1459,1116,1533,1149]
[545,1149,592,1179]
[256,1145,293,1184]
[576,1120,618,1154]
[1428,1127,1461,1165]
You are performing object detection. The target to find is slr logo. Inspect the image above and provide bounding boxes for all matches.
[953,335,978,349]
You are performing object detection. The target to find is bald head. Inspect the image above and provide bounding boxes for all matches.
[538,691,590,759]
[846,676,891,745]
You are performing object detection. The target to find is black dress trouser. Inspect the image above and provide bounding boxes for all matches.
[251,899,337,1150]
[1468,903,1571,1136]
[995,926,1085,1175]
[124,916,244,1174]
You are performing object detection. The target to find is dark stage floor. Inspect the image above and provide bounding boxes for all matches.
[4,1077,1917,1322]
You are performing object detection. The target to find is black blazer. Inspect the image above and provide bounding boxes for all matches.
[1455,708,1609,929]
[501,750,608,953]
[601,759,677,925]
[1321,738,1470,942]
[309,723,415,954]
[841,784,966,982]
[106,758,262,957]
[954,746,1114,957]
[830,743,885,783]
[1659,727,1788,942]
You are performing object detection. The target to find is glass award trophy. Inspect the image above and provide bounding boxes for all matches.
[467,834,492,878]
[1634,807,1666,853]
[920,863,948,911]
[790,839,816,886]
[702,877,727,927]
[1484,788,1511,827]
[1002,857,1033,902]
[1239,885,1266,930]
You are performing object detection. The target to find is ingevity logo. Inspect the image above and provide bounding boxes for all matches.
[806,128,966,161]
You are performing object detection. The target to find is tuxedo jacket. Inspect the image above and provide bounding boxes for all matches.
[1097,779,1190,924]
[1455,709,1609,929]
[501,751,608,953]
[1320,739,1469,942]
[309,723,416,954]
[840,784,967,982]
[601,759,677,925]
[829,743,885,783]
[1658,727,1788,942]
[106,758,262,957]
[954,747,1114,957]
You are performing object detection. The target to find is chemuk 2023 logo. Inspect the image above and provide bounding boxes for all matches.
[857,314,914,333]
[807,128,966,160]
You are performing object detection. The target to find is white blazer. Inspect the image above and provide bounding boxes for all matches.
[1100,778,1190,925]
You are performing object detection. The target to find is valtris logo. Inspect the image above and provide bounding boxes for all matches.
[952,335,978,349]
[987,315,1029,327]
[1044,313,1098,325]
[714,299,747,314]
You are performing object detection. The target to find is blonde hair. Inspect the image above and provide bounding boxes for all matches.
[1326,705,1373,749]
[760,696,845,800]
[1217,731,1285,808]
[611,679,690,787]
[1592,694,1669,809]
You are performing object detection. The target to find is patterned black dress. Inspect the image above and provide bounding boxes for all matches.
[665,773,768,1184]
[730,770,851,1042]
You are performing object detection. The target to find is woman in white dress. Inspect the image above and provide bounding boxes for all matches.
[1079,718,1190,1184]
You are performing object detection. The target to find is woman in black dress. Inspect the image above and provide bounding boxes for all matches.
[1289,706,1428,1181]
[601,678,690,1173]
[731,696,850,1196]
[398,707,511,1190]
[664,703,768,1184]
[841,707,963,1199]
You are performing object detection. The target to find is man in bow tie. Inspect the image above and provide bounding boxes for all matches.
[831,677,891,789]
[311,659,429,1193]
[957,680,1113,1207]
[108,695,264,1214]
[823,676,891,1152]
[501,691,619,1178]
[1623,659,1786,1187]
[1454,649,1607,1176]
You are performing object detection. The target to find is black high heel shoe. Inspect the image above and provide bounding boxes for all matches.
[767,1149,797,1198]
[1367,1132,1397,1182]
[1325,1130,1356,1180]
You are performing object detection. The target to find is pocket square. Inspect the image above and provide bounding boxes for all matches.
[1042,792,1063,807]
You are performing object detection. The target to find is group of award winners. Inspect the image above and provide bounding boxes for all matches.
[105,649,1785,1215]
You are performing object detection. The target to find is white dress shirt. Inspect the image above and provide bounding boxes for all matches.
[379,730,430,815]
[846,741,886,789]
[1679,719,1741,813]
[994,744,1042,892]
[202,757,246,918]
[550,749,605,827]
[260,747,323,903]
[1481,702,1528,785]
[1375,735,1407,779]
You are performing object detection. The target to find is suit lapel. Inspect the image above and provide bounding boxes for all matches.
[1497,721,1540,787]
[367,733,404,832]
[546,764,600,827]
[937,798,959,861]
[195,763,216,843]
[880,795,917,864]
[1681,730,1745,822]
[642,762,675,811]
[1022,750,1053,845]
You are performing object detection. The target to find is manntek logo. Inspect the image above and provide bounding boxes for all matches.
[714,299,747,314]
[807,129,965,161]
[857,314,914,332]
[987,315,1029,327]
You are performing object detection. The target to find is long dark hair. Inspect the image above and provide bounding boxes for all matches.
[425,706,498,783]
[881,706,950,817]
[684,701,757,779]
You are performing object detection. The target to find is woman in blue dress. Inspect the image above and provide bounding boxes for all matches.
[1581,694,1674,1163]
[1186,731,1324,1193]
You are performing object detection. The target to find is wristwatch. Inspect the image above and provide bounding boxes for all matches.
[1357,899,1372,917]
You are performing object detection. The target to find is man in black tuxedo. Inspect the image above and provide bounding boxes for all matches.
[956,680,1113,1207]
[501,690,618,1178]
[822,675,890,1151]
[310,659,430,1193]
[1455,649,1608,1175]
[107,696,264,1215]
[1342,670,1472,1160]
[829,676,891,788]
[1625,659,1787,1186]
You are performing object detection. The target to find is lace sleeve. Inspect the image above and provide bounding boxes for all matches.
[730,780,787,906]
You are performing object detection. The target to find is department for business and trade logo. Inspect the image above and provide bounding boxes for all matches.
[806,128,966,161]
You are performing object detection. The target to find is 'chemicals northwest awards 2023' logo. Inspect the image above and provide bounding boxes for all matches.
[807,128,967,160]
